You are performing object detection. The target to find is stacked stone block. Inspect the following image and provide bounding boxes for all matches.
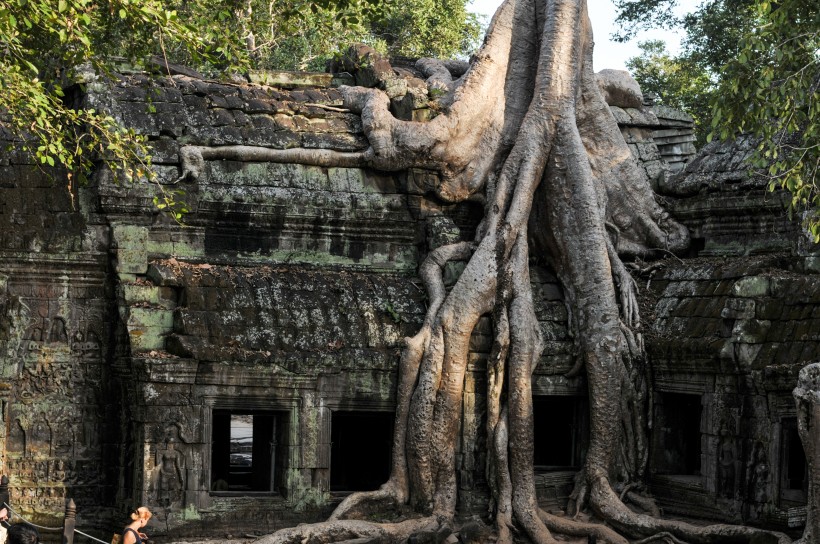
[651,104,698,173]
[645,255,819,528]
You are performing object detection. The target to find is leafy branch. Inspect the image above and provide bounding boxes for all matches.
[710,0,819,240]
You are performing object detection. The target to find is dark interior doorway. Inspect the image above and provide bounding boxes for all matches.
[330,411,393,491]
[533,395,587,469]
[211,409,288,494]
[655,393,702,475]
[780,418,808,504]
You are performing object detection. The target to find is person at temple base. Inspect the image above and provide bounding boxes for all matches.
[8,524,39,544]
[122,507,152,544]
[0,475,10,524]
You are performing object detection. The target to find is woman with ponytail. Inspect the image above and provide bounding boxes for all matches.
[121,507,151,544]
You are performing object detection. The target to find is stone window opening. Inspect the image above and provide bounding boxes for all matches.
[330,410,394,492]
[532,395,588,470]
[653,392,703,480]
[779,417,808,505]
[210,409,288,495]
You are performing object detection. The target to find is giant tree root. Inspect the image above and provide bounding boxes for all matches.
[538,510,629,544]
[238,0,797,542]
[174,145,369,183]
[254,517,438,544]
[588,477,792,544]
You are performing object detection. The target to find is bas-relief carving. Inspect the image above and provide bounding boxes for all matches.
[746,442,770,520]
[0,291,29,380]
[148,424,192,509]
[158,438,185,507]
[10,411,66,459]
[4,458,78,487]
[2,80,817,540]
[0,287,107,514]
[79,408,100,454]
[717,425,738,499]
[30,417,52,458]
[52,408,77,458]
[710,402,742,498]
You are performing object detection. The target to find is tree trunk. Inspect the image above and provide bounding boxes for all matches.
[255,0,794,542]
[794,363,820,544]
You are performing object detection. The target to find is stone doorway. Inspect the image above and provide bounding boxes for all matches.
[330,411,393,492]
[210,410,289,494]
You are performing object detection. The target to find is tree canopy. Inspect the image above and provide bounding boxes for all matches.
[159,0,482,71]
[625,40,713,146]
[617,0,819,240]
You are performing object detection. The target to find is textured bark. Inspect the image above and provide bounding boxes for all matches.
[252,0,795,542]
[255,517,438,544]
[175,145,368,183]
[794,363,820,544]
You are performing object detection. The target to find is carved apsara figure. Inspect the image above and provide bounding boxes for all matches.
[156,429,185,507]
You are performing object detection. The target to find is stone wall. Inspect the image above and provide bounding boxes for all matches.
[651,104,697,174]
[660,135,808,257]
[0,68,816,540]
[0,120,116,529]
[645,256,819,528]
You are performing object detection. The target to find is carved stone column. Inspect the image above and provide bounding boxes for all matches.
[793,363,820,544]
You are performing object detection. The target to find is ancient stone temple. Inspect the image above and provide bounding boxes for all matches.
[0,64,817,541]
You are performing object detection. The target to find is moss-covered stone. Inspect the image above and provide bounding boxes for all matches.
[732,277,771,297]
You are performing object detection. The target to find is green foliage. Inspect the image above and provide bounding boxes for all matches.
[152,189,189,222]
[618,0,819,241]
[678,0,755,74]
[626,40,714,146]
[710,0,819,240]
[383,301,401,324]
[193,0,483,71]
[614,0,754,72]
[612,0,681,42]
[370,0,482,60]
[0,0,224,212]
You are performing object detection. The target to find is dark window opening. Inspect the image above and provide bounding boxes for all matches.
[686,237,706,258]
[211,410,288,494]
[331,411,393,492]
[780,418,808,504]
[654,393,702,476]
[533,396,587,469]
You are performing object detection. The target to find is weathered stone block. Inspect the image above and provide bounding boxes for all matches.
[538,302,568,322]
[731,319,771,344]
[111,224,148,250]
[538,283,564,302]
[147,263,181,286]
[116,248,149,275]
[637,142,661,161]
[468,333,491,353]
[121,284,177,309]
[721,298,756,319]
[755,300,783,320]
[300,131,367,152]
[129,307,174,330]
[127,325,166,351]
[732,277,770,297]
[248,70,333,89]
